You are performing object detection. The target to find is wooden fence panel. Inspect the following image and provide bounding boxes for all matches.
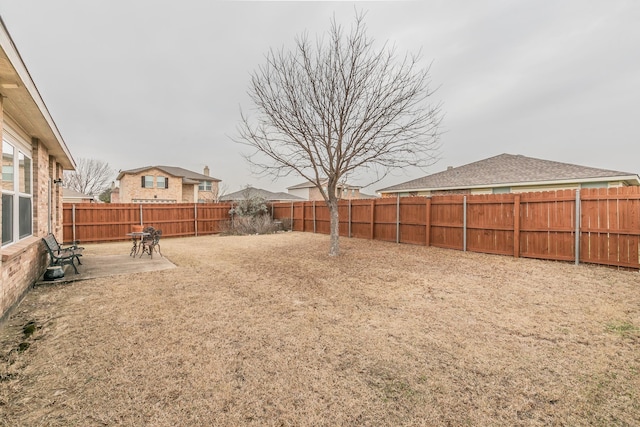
[519,190,576,262]
[399,197,428,246]
[430,195,464,250]
[373,198,398,242]
[64,202,232,243]
[580,187,640,268]
[350,200,374,239]
[466,193,515,256]
[196,204,230,235]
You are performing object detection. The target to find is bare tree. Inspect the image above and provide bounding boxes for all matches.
[64,158,115,198]
[236,11,442,256]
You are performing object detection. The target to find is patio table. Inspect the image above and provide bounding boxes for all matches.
[126,232,150,257]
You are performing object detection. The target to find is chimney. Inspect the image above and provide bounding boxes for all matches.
[204,166,210,177]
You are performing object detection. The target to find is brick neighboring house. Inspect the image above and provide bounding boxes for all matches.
[113,165,221,203]
[1,18,76,320]
[378,154,640,197]
[287,179,362,201]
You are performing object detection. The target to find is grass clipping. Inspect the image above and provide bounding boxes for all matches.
[1,232,639,426]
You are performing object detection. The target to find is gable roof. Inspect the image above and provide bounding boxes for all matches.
[116,165,220,182]
[221,187,305,202]
[378,154,640,193]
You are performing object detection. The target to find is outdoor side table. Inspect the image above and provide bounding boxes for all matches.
[126,232,150,257]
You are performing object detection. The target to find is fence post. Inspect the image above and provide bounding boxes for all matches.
[348,199,352,238]
[72,204,76,243]
[301,202,305,232]
[290,201,294,231]
[313,201,316,233]
[463,196,467,252]
[396,195,400,243]
[194,204,198,237]
[513,195,520,258]
[370,198,375,240]
[139,204,143,225]
[575,189,581,265]
[425,197,431,247]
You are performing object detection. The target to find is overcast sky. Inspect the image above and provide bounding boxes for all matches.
[1,0,638,194]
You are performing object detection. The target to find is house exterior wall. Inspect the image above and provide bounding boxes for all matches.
[118,168,183,203]
[1,119,64,322]
[288,188,309,200]
[182,184,195,203]
[196,181,219,203]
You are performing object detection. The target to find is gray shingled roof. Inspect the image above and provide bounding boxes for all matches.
[288,178,360,190]
[220,187,304,202]
[117,165,220,182]
[379,154,639,192]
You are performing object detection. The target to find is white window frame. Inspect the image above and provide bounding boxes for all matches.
[199,180,212,191]
[2,127,33,247]
[156,176,167,189]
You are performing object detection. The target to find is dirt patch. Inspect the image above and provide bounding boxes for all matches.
[1,232,639,426]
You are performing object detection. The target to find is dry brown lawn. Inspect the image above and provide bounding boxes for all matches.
[1,232,639,426]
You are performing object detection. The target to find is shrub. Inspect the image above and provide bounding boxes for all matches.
[221,215,279,235]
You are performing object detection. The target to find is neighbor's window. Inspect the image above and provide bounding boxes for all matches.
[199,180,212,191]
[141,175,154,188]
[2,139,33,246]
[492,187,511,194]
[156,176,168,189]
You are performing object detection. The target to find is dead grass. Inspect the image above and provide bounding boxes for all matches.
[1,232,639,426]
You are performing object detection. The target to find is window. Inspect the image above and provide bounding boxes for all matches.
[2,139,32,246]
[492,187,511,194]
[156,176,168,189]
[141,175,154,188]
[199,180,212,191]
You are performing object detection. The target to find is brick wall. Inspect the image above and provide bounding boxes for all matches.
[0,239,47,321]
[119,168,183,203]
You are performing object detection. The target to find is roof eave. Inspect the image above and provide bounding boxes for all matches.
[0,18,75,170]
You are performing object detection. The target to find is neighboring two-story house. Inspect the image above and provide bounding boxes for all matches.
[113,165,221,203]
[287,179,362,201]
[1,18,76,320]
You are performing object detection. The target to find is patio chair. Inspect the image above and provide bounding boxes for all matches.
[139,228,163,259]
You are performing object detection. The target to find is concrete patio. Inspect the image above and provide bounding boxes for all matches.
[36,253,177,285]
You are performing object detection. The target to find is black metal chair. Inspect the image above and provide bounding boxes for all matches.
[139,228,162,259]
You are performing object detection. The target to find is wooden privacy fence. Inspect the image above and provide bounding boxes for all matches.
[272,187,640,269]
[63,202,232,243]
[64,187,640,269]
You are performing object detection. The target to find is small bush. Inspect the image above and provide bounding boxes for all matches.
[279,217,293,231]
[221,215,279,235]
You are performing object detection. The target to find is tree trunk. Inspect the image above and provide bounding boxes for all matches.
[328,199,340,256]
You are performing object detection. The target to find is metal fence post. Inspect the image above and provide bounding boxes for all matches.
[139,204,143,225]
[313,201,316,233]
[72,204,76,243]
[194,204,198,237]
[575,189,580,265]
[348,199,352,238]
[463,196,467,252]
[396,195,400,243]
